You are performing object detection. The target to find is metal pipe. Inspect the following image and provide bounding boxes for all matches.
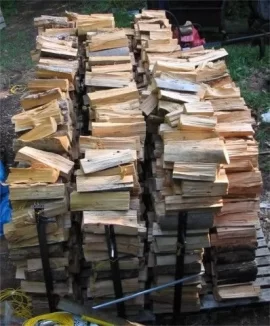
[93,272,204,310]
[205,32,270,48]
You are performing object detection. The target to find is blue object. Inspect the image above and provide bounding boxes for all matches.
[0,160,6,182]
[0,161,11,236]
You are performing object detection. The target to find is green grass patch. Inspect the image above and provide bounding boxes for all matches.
[225,44,270,113]
[0,29,33,72]
[1,0,18,18]
[76,0,145,27]
[225,45,270,173]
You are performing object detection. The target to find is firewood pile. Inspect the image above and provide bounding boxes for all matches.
[3,9,267,319]
[4,14,80,315]
[70,19,147,317]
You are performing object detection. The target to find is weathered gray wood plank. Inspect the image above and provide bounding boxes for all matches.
[256,247,270,257]
[201,288,270,310]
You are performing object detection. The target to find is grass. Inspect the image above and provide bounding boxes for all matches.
[225,44,270,140]
[0,30,33,73]
[225,44,270,113]
[225,44,270,173]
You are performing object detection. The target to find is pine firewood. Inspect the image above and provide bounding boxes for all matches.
[70,191,130,211]
[15,146,74,178]
[19,117,57,142]
[80,149,135,174]
[173,163,218,182]
[184,101,214,116]
[164,138,230,164]
[76,174,134,192]
[88,86,139,107]
[7,167,59,184]
[9,183,66,200]
[12,100,63,132]
[28,79,69,92]
[20,88,63,110]
[178,114,217,131]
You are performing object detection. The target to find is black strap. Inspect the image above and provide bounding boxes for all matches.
[105,225,126,318]
[34,204,56,312]
[173,212,187,321]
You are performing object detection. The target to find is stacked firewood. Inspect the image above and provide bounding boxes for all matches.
[4,9,264,317]
[131,9,262,312]
[209,83,262,301]
[70,26,147,317]
[4,14,81,316]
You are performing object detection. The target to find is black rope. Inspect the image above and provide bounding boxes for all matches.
[34,204,56,312]
[105,225,126,318]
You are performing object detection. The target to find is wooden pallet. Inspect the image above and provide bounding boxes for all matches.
[201,227,270,310]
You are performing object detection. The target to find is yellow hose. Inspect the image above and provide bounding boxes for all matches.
[0,288,32,319]
[23,312,74,326]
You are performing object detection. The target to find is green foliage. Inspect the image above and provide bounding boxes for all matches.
[109,0,146,10]
[225,45,270,113]
[77,0,145,13]
[78,0,111,13]
[0,29,33,72]
[225,0,250,19]
[1,0,17,17]
[225,44,270,159]
[114,11,132,27]
[76,0,145,27]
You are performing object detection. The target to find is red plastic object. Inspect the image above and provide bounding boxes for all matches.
[173,26,205,47]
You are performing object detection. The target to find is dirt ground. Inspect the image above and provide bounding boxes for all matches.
[0,1,269,325]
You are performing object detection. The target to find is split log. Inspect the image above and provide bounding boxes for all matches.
[178,114,217,131]
[214,283,260,301]
[213,250,256,264]
[89,55,131,65]
[79,136,140,153]
[9,183,66,200]
[89,278,139,297]
[9,243,64,261]
[28,79,69,92]
[25,267,68,282]
[164,138,230,164]
[91,122,146,140]
[184,101,214,116]
[216,122,254,137]
[15,146,74,178]
[181,169,228,197]
[76,175,134,192]
[158,89,199,104]
[82,211,145,236]
[165,195,223,211]
[27,257,68,271]
[227,170,262,196]
[80,149,135,174]
[89,30,128,51]
[20,88,62,110]
[85,72,131,88]
[173,162,218,182]
[19,117,57,142]
[70,191,130,211]
[140,92,158,116]
[21,281,69,295]
[88,86,139,107]
[210,97,247,111]
[91,63,132,74]
[154,77,200,93]
[12,198,68,226]
[215,261,258,283]
[13,136,71,154]
[7,167,59,184]
[165,108,184,127]
[12,100,63,132]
